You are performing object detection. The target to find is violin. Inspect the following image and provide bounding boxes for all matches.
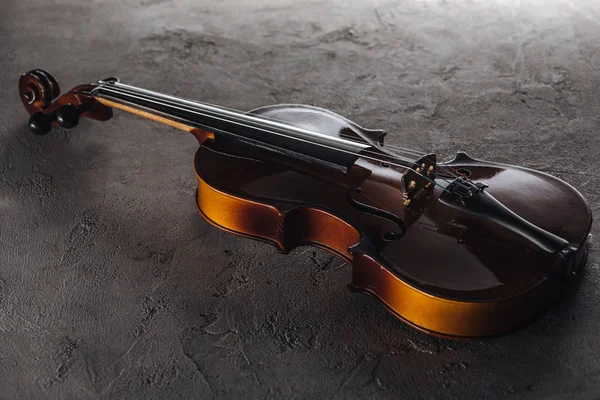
[19,69,592,338]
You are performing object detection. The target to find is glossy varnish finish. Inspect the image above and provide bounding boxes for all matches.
[19,71,592,338]
[190,106,591,338]
[19,70,113,124]
[193,145,589,337]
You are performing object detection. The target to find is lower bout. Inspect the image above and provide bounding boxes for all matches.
[195,175,581,338]
[349,253,568,338]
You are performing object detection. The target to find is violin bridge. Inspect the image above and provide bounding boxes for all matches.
[402,153,436,206]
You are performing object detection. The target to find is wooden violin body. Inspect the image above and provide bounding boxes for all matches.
[195,105,591,337]
[19,70,592,338]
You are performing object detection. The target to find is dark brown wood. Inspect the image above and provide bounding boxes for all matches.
[17,70,593,337]
[191,104,592,337]
[19,70,113,122]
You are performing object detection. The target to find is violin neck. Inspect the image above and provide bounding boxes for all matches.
[91,80,414,171]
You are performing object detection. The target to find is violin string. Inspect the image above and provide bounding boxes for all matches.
[99,83,459,183]
[98,84,456,189]
[101,82,461,179]
[329,132,460,178]
[325,136,462,176]
[336,137,462,178]
[217,107,462,177]
[107,82,434,163]
[101,83,422,167]
[95,84,453,191]
[118,83,431,158]
[172,93,463,177]
[104,81,461,179]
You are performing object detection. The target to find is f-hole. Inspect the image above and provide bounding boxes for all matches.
[456,168,471,178]
[346,188,406,240]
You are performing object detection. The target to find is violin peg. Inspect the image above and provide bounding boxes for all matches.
[28,112,53,135]
[56,105,80,129]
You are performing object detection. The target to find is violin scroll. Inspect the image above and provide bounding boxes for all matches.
[19,69,61,114]
[19,69,113,135]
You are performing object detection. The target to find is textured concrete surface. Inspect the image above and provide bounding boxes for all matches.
[1,0,600,398]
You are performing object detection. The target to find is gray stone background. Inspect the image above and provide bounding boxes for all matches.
[1,0,600,398]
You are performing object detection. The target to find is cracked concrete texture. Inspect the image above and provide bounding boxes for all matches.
[1,0,599,398]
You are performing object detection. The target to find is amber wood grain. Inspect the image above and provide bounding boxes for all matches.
[96,98,215,144]
[87,98,594,338]
[189,104,591,338]
[193,144,589,337]
[348,253,559,337]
